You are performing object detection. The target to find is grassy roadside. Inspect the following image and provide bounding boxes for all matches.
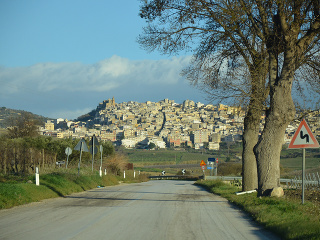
[196,179,320,240]
[0,169,149,209]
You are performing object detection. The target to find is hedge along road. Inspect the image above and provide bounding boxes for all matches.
[0,180,279,240]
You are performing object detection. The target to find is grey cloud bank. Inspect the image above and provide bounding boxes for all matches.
[0,56,207,119]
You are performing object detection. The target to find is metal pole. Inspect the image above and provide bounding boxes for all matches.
[78,142,83,176]
[66,154,69,169]
[302,148,305,204]
[100,146,103,170]
[92,138,94,172]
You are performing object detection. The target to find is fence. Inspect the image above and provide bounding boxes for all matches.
[286,172,320,190]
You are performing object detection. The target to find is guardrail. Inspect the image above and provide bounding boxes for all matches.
[149,175,320,189]
[149,175,203,180]
[205,176,320,189]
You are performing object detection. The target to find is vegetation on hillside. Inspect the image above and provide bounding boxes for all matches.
[0,107,48,129]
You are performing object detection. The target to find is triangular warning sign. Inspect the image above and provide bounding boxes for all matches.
[200,160,206,166]
[288,119,319,149]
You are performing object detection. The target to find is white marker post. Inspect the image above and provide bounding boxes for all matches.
[99,166,102,177]
[100,145,103,177]
[134,170,136,178]
[35,167,40,186]
[288,119,320,204]
[124,170,126,179]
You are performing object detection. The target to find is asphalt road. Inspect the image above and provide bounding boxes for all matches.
[0,180,279,240]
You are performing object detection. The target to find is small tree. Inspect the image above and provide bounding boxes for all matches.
[148,142,156,149]
[6,112,42,139]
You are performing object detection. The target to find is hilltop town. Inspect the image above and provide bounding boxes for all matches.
[41,98,320,150]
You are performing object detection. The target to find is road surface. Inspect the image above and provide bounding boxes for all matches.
[0,180,279,240]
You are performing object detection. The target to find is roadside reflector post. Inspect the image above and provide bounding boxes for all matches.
[124,170,126,179]
[35,167,40,186]
[104,168,107,175]
[99,166,102,177]
[134,170,136,178]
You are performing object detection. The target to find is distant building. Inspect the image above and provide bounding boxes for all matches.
[45,120,54,131]
[208,142,220,150]
[192,130,209,144]
[98,97,116,110]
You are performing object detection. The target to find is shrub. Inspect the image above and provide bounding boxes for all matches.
[106,153,128,176]
[218,162,242,176]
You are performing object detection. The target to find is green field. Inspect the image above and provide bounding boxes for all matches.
[125,149,215,165]
[123,144,320,177]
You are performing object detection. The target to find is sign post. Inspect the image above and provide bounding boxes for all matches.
[215,158,218,176]
[89,135,99,172]
[74,138,89,175]
[208,158,216,176]
[65,147,72,169]
[100,145,103,176]
[200,160,206,176]
[288,119,319,204]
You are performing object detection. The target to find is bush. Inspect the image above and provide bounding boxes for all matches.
[106,154,128,175]
[218,162,242,176]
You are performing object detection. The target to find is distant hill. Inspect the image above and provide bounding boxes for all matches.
[0,107,49,128]
[76,109,96,122]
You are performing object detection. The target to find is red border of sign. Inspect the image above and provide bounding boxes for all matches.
[288,119,319,149]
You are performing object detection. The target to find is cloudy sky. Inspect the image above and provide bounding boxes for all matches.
[0,0,207,120]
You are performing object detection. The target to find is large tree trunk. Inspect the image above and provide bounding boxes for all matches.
[242,62,268,191]
[242,98,261,191]
[254,81,295,196]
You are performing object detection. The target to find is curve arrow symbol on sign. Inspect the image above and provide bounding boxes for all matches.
[300,131,309,143]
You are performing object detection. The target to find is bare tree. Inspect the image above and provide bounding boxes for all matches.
[248,1,320,195]
[138,0,320,195]
[138,0,269,191]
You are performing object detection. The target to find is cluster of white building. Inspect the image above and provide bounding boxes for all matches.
[40,98,320,150]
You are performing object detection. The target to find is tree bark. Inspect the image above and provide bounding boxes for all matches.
[242,61,268,191]
[242,100,260,191]
[254,81,295,196]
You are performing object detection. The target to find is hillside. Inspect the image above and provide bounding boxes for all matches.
[0,107,49,128]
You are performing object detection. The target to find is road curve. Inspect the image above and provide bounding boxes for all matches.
[0,180,279,240]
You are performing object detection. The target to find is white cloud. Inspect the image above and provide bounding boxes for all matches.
[0,55,206,119]
[0,55,192,94]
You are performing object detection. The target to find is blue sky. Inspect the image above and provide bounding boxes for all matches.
[0,0,207,119]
